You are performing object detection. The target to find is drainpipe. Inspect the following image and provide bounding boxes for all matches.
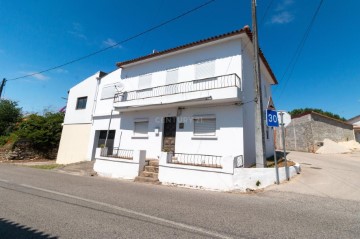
[104,109,114,149]
[91,74,102,124]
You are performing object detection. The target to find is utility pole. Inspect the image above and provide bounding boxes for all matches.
[0,78,6,99]
[252,0,267,168]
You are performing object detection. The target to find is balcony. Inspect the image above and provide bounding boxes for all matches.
[113,73,242,110]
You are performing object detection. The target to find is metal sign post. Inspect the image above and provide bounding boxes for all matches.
[279,112,290,181]
[273,145,280,185]
[266,109,279,184]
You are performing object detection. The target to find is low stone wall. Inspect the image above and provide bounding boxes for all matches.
[93,149,146,180]
[159,152,301,191]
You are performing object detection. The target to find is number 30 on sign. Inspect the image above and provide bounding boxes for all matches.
[266,109,279,127]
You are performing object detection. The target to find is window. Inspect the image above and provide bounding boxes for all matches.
[138,74,152,90]
[193,115,216,136]
[134,119,149,137]
[76,97,87,110]
[165,68,178,94]
[195,60,215,79]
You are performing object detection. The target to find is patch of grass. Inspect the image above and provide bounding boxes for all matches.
[29,164,62,170]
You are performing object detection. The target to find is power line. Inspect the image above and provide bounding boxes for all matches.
[7,0,216,82]
[260,0,275,24]
[277,0,324,98]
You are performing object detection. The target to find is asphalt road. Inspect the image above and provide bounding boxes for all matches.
[0,158,359,239]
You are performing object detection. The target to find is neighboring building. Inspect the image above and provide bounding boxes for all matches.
[57,26,277,171]
[276,111,354,153]
[56,71,107,164]
[347,115,360,142]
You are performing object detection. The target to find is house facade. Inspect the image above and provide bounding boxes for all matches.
[347,115,360,142]
[56,27,287,190]
[56,71,107,164]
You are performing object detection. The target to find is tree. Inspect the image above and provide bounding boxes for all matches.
[289,108,346,121]
[0,100,22,135]
[15,112,64,154]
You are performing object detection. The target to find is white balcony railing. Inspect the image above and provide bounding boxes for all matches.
[114,73,241,103]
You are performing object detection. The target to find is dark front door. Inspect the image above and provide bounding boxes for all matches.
[162,117,177,153]
[98,130,115,154]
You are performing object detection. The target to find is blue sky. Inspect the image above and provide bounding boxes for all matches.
[0,0,359,119]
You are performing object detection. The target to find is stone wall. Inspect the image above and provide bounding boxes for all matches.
[0,139,58,161]
[276,112,355,152]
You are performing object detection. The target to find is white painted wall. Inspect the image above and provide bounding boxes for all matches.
[64,72,102,124]
[241,42,275,164]
[175,105,244,157]
[113,104,244,160]
[159,152,301,191]
[94,149,146,180]
[94,70,122,117]
[119,37,243,93]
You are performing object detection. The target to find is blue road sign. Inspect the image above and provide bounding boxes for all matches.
[266,109,279,127]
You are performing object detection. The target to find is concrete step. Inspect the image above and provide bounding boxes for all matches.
[148,160,159,167]
[140,171,158,179]
[134,176,160,184]
[144,166,159,173]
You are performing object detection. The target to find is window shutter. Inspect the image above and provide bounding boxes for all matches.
[134,121,149,136]
[195,60,215,79]
[138,74,152,90]
[166,69,178,85]
[165,69,178,94]
[194,117,216,136]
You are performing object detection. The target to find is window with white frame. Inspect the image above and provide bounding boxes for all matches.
[134,119,149,137]
[195,60,215,79]
[138,74,152,90]
[193,115,216,136]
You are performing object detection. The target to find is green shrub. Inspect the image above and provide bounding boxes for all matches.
[14,112,64,153]
[0,135,9,146]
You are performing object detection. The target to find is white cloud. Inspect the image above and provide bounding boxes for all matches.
[55,68,68,74]
[31,73,48,80]
[20,71,49,81]
[102,38,122,49]
[270,11,294,24]
[69,22,87,40]
[268,0,295,25]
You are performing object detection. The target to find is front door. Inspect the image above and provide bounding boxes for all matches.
[162,117,177,153]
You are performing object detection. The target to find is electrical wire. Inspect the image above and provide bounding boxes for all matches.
[276,0,324,98]
[7,0,216,82]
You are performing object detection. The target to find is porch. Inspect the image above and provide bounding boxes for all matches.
[93,149,300,191]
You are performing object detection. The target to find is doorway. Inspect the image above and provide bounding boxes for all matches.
[162,117,177,153]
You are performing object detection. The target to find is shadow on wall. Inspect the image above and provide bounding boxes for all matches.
[0,218,57,239]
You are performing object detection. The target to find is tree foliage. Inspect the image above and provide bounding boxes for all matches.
[0,100,22,135]
[289,108,346,121]
[15,112,64,153]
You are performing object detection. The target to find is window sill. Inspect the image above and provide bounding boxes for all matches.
[131,136,149,139]
[191,136,218,140]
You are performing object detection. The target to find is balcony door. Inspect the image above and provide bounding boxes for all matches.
[162,117,177,153]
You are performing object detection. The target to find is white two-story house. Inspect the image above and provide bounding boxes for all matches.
[57,26,277,173]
